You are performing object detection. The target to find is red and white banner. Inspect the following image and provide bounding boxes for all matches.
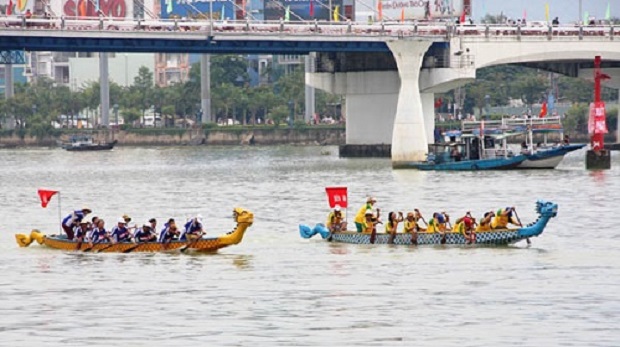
[38,189,59,208]
[588,102,607,151]
[325,187,347,208]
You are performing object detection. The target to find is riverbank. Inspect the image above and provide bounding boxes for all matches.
[0,126,346,147]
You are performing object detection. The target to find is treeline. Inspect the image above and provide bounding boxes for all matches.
[0,55,342,138]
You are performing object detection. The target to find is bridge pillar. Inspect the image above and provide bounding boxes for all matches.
[387,41,432,167]
[304,54,315,123]
[4,64,13,99]
[200,54,212,123]
[99,53,110,127]
[420,92,435,144]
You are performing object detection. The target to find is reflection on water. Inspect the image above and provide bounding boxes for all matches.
[0,146,619,346]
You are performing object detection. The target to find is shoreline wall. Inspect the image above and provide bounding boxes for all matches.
[0,127,346,147]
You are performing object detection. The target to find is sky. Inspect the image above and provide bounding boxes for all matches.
[472,0,611,23]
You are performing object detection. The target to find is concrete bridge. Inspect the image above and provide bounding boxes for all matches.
[2,17,620,164]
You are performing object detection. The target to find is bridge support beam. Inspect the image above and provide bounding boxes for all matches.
[387,41,432,167]
[420,92,435,144]
[4,64,13,99]
[99,52,110,127]
[304,54,315,123]
[200,54,211,123]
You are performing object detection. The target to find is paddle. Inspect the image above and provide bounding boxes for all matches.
[512,208,529,245]
[180,232,204,253]
[95,242,116,253]
[122,229,157,253]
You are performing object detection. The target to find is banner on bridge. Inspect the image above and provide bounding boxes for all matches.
[377,0,469,21]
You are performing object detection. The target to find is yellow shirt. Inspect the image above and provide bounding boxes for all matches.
[354,203,372,224]
[403,220,416,233]
[476,223,491,232]
[326,212,343,228]
[362,220,374,234]
[385,221,397,234]
[491,215,509,229]
[427,218,445,233]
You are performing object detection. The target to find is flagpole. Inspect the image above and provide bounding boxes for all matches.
[58,192,62,235]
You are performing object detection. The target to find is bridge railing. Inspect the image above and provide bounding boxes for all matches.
[0,16,617,41]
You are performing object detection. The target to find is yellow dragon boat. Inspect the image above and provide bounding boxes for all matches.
[15,207,253,253]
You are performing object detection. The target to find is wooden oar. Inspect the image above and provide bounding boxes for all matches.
[180,232,204,253]
[513,208,530,245]
[95,242,116,253]
[122,241,144,253]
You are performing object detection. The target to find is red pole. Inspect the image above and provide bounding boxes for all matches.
[594,56,602,103]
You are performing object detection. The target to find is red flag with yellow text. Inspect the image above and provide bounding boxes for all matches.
[325,187,348,208]
[38,189,58,208]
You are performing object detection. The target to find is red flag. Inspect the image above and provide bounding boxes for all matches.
[400,8,405,22]
[377,1,382,21]
[325,187,348,208]
[309,0,314,18]
[539,102,547,118]
[79,0,86,17]
[38,189,59,208]
[6,0,12,15]
[460,11,466,24]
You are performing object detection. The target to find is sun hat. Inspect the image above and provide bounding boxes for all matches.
[334,205,341,212]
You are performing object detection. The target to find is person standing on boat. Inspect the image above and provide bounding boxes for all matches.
[181,215,204,241]
[134,222,157,242]
[61,207,92,240]
[159,218,180,243]
[110,218,132,243]
[354,197,379,233]
[491,207,522,229]
[327,205,346,232]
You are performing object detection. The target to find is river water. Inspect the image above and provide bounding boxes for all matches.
[0,146,619,346]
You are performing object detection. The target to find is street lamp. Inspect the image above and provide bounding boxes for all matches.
[32,104,37,116]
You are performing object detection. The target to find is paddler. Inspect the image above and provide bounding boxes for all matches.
[427,212,448,234]
[61,207,92,240]
[181,215,204,241]
[476,211,494,232]
[74,219,90,249]
[327,205,346,232]
[362,209,375,234]
[354,197,379,233]
[89,219,110,244]
[159,218,180,243]
[491,207,522,229]
[110,218,132,243]
[385,211,404,244]
[454,213,476,244]
[134,222,157,242]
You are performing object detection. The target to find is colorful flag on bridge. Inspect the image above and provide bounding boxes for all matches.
[401,8,405,23]
[606,1,611,21]
[333,5,339,22]
[583,11,589,25]
[6,0,13,15]
[284,5,290,21]
[38,189,59,208]
[377,1,383,21]
[166,0,173,15]
[309,0,314,18]
[545,3,550,22]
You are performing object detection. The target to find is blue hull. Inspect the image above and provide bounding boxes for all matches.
[399,155,526,171]
[526,144,585,160]
[300,200,558,246]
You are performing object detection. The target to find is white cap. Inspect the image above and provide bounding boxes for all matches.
[117,217,126,224]
[196,214,203,222]
[365,209,373,216]
[334,205,341,212]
